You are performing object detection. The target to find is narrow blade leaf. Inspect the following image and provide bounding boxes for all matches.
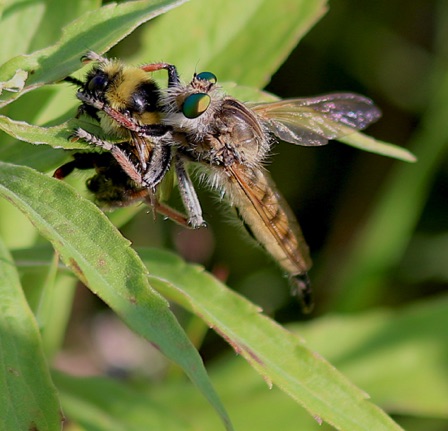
[0,238,62,431]
[139,248,403,431]
[339,132,417,162]
[0,0,188,107]
[0,162,233,431]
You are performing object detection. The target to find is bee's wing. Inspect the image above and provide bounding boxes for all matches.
[249,93,381,146]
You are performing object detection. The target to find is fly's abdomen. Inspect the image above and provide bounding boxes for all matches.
[227,165,312,277]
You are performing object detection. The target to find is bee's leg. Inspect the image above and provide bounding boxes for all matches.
[53,159,80,179]
[72,128,146,188]
[173,151,205,229]
[53,153,108,179]
[63,76,85,87]
[140,62,181,87]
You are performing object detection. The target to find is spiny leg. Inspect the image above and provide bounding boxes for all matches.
[75,92,172,142]
[140,62,181,87]
[80,51,108,64]
[174,151,205,229]
[72,128,147,188]
[148,199,191,228]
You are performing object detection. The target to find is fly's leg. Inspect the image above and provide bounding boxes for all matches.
[72,127,172,190]
[148,200,190,228]
[76,92,170,138]
[140,62,181,87]
[79,52,181,87]
[290,273,314,314]
[174,151,205,228]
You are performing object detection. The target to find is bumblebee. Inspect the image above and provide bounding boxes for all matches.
[55,52,192,225]
[57,51,174,194]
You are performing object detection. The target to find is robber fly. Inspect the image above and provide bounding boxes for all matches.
[157,69,381,311]
[63,53,381,311]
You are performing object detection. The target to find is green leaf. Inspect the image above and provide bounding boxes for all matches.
[0,162,233,431]
[0,69,27,95]
[27,0,103,54]
[138,247,403,431]
[148,359,331,431]
[0,115,106,150]
[0,116,82,150]
[135,0,328,87]
[0,0,44,64]
[339,131,416,163]
[0,0,100,64]
[129,295,448,430]
[293,297,448,418]
[0,237,62,431]
[0,0,189,107]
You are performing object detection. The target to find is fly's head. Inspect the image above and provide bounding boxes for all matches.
[162,71,223,136]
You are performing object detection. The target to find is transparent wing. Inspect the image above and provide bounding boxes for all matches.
[249,93,381,146]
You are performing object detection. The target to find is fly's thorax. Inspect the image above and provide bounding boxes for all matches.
[164,92,271,169]
[193,162,229,195]
[190,96,270,168]
[219,98,271,166]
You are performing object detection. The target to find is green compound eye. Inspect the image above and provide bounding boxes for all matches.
[196,71,217,84]
[183,93,211,119]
